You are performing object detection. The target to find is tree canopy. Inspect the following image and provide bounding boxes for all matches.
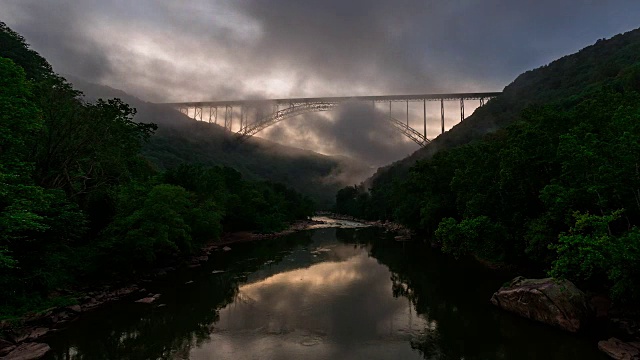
[0,22,314,316]
[336,28,640,303]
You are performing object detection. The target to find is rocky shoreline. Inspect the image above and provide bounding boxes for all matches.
[315,212,414,240]
[490,276,640,360]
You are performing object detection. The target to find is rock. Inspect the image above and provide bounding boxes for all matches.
[490,276,592,332]
[185,280,194,285]
[66,305,82,314]
[26,328,49,341]
[598,337,640,360]
[8,331,29,344]
[300,337,322,346]
[2,342,51,360]
[222,246,232,252]
[211,270,225,274]
[47,310,74,326]
[195,255,208,262]
[0,339,15,356]
[115,285,139,296]
[135,297,157,304]
[0,345,16,357]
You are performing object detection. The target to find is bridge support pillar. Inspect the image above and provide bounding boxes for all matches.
[460,98,464,122]
[423,99,426,139]
[406,100,409,127]
[209,106,218,124]
[224,105,230,131]
[440,99,445,134]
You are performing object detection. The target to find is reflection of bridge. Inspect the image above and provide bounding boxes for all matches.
[163,92,501,147]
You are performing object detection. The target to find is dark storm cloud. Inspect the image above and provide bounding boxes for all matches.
[2,0,640,166]
[234,0,439,94]
[1,1,115,81]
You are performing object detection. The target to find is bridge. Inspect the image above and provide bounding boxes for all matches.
[163,92,501,147]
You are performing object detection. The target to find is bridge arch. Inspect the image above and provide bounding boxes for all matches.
[163,92,501,147]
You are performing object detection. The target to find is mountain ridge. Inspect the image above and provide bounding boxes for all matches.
[64,75,374,208]
[367,27,640,187]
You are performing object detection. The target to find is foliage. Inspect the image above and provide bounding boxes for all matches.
[0,22,315,314]
[435,216,506,261]
[98,184,195,272]
[335,27,640,302]
[550,211,640,302]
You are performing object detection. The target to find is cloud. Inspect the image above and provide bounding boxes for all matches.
[190,243,429,358]
[263,103,417,166]
[2,0,640,166]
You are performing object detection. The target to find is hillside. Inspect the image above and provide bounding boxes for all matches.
[336,27,640,303]
[0,20,325,316]
[66,76,374,208]
[369,27,640,187]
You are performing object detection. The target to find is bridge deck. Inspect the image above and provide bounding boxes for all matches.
[162,92,502,107]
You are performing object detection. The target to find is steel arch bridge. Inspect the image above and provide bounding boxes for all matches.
[162,92,501,147]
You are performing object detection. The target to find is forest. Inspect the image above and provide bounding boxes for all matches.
[336,28,640,303]
[0,22,314,316]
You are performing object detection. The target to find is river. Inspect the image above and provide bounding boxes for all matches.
[43,218,606,359]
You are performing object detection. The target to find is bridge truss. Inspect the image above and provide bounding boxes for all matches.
[163,92,501,147]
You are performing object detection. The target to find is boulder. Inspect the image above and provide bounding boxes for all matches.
[2,342,51,360]
[222,246,232,252]
[135,297,156,304]
[135,294,161,304]
[598,337,640,360]
[0,339,15,356]
[0,345,16,357]
[26,328,49,341]
[490,276,592,332]
[66,305,82,314]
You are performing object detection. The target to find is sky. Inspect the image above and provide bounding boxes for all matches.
[2,0,640,166]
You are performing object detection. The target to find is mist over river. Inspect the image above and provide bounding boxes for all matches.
[43,219,606,359]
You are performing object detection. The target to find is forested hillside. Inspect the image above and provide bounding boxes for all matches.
[0,22,314,316]
[336,28,640,303]
[66,76,374,209]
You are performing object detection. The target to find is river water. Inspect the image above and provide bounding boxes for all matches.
[43,218,606,359]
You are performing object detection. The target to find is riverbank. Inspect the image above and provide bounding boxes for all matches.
[0,215,420,359]
[0,216,385,359]
[316,212,413,240]
[35,223,610,360]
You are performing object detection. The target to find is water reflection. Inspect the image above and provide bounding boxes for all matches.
[198,230,428,359]
[45,227,606,360]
